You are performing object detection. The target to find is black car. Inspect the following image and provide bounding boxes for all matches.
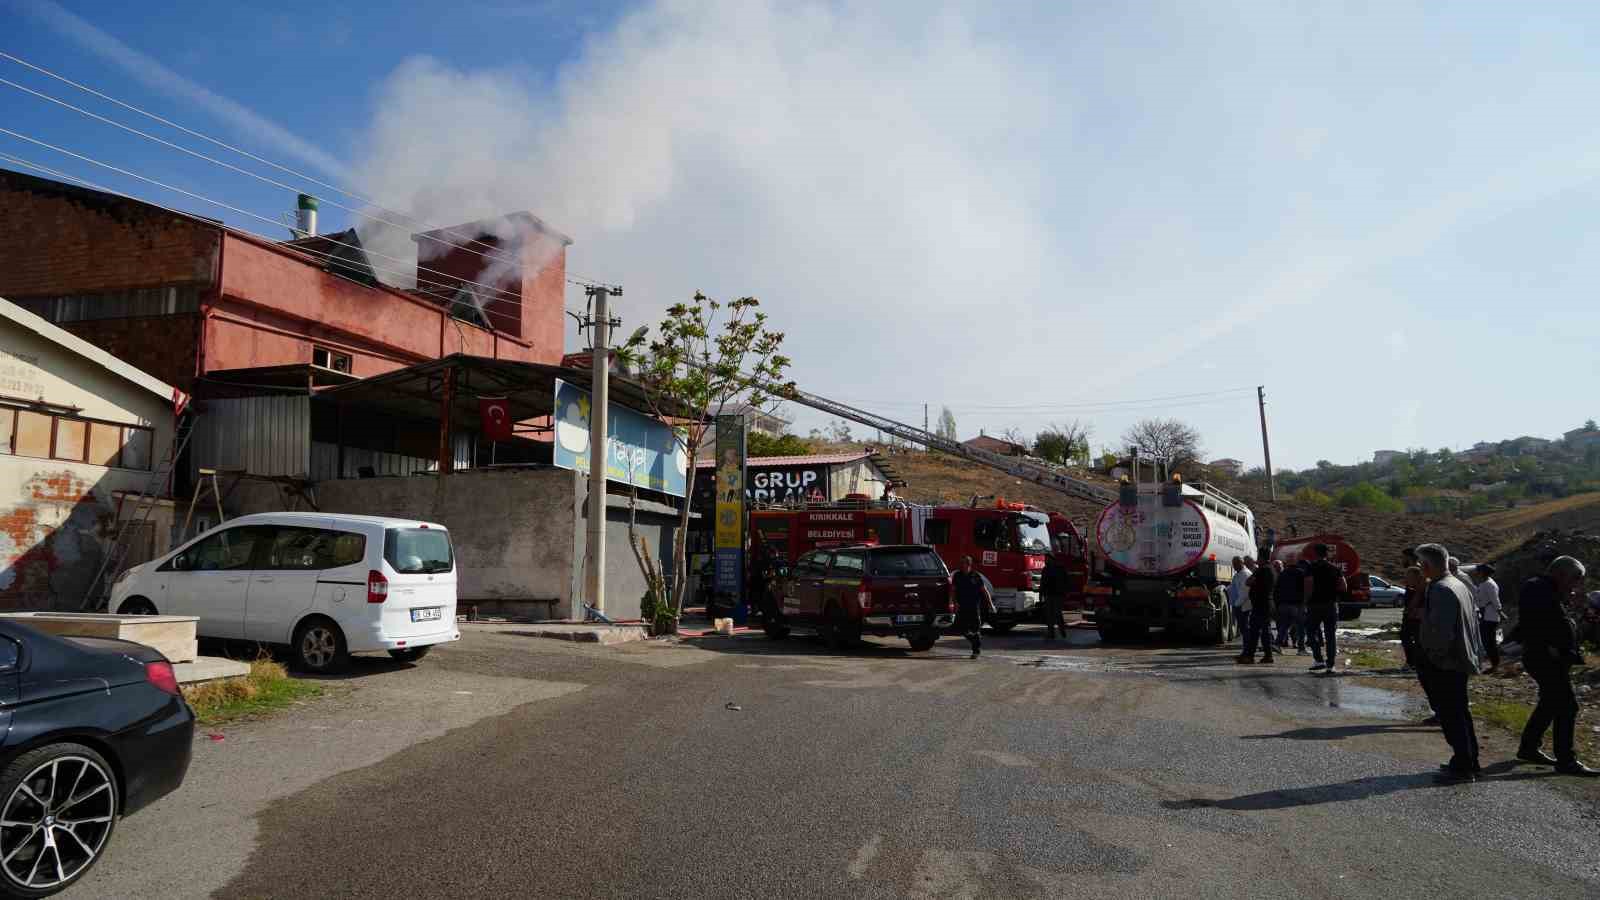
[0,621,194,898]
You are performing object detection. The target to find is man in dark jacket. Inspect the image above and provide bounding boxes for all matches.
[1039,555,1068,640]
[953,556,992,659]
[1303,544,1348,673]
[1398,547,1421,668]
[1417,543,1484,782]
[1238,558,1277,664]
[1274,559,1307,653]
[1514,556,1598,776]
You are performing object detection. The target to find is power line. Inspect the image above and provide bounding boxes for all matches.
[0,50,614,290]
[828,386,1258,413]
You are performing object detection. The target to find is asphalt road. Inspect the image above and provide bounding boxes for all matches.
[76,623,1600,899]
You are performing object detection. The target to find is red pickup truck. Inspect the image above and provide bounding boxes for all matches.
[765,544,957,651]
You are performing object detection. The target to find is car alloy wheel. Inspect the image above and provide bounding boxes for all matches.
[0,753,116,893]
[301,625,339,670]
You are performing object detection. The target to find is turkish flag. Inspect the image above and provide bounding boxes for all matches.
[479,397,513,442]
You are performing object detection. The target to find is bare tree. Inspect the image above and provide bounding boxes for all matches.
[1000,427,1028,451]
[1121,418,1203,469]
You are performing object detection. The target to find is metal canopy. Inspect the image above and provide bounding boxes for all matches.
[314,353,679,428]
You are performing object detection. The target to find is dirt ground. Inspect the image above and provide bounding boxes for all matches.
[1337,628,1600,761]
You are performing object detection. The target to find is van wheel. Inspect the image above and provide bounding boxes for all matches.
[293,618,349,674]
[387,647,431,663]
[117,597,157,616]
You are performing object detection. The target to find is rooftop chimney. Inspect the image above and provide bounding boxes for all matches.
[294,194,318,238]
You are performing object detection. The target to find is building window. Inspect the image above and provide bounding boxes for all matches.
[53,418,87,461]
[311,346,352,374]
[10,285,201,324]
[1,406,154,470]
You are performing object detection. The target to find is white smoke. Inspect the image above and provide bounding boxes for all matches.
[349,0,1058,368]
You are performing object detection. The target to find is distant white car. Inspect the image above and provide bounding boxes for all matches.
[1367,574,1405,607]
[110,512,460,673]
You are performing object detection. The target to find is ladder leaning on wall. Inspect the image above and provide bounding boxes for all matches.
[81,413,198,612]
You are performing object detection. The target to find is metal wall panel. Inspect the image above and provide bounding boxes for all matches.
[192,395,311,477]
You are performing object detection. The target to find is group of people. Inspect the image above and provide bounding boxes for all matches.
[1227,542,1347,671]
[1398,544,1595,781]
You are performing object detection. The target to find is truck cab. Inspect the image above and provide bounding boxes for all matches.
[923,501,1049,631]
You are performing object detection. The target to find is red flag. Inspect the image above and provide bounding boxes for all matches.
[479,397,513,442]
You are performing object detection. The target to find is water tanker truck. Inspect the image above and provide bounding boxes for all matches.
[1088,467,1257,643]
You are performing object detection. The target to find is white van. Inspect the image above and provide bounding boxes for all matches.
[109,512,461,673]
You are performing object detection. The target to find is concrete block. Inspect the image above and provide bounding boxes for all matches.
[713,618,735,636]
[174,656,251,685]
[0,612,199,662]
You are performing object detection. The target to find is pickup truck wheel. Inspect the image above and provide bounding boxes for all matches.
[987,622,1017,634]
[763,620,790,640]
[824,604,858,651]
[906,629,938,652]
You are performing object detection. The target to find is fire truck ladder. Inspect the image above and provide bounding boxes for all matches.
[81,412,197,612]
[729,375,1117,505]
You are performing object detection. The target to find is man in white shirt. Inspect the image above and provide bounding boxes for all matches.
[1473,563,1502,671]
[1227,557,1249,637]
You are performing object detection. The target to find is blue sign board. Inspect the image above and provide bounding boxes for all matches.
[551,379,688,497]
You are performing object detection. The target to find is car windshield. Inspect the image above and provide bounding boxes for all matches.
[384,527,454,574]
[868,548,946,577]
[1011,514,1051,554]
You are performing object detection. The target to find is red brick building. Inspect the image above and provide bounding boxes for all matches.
[0,169,571,393]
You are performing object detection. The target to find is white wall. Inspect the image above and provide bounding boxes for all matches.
[0,322,174,610]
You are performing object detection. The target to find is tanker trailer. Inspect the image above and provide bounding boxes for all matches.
[1089,474,1257,643]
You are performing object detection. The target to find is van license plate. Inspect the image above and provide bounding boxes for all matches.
[411,607,441,622]
[894,614,923,625]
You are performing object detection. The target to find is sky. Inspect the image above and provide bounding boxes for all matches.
[3,0,1598,471]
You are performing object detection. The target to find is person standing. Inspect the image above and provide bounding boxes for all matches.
[953,556,993,660]
[1039,553,1068,640]
[1398,547,1422,669]
[1269,560,1292,649]
[1416,544,1483,783]
[1275,559,1307,654]
[1238,558,1277,664]
[1227,557,1248,640]
[1303,544,1347,674]
[1473,563,1502,671]
[1512,556,1598,776]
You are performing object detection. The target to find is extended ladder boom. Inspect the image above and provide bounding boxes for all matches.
[740,378,1116,505]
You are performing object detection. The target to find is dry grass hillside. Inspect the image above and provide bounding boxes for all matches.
[874,448,1509,578]
[1468,492,1600,534]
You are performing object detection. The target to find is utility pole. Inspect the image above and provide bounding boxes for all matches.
[924,403,929,436]
[585,285,621,616]
[1257,385,1276,501]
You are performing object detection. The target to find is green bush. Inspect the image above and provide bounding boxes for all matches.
[1291,486,1332,508]
[1335,482,1403,513]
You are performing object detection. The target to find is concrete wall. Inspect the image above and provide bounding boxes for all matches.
[228,468,684,622]
[576,494,683,622]
[0,320,176,610]
[231,468,580,618]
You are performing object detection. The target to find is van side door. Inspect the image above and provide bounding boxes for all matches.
[159,525,271,640]
[247,526,365,644]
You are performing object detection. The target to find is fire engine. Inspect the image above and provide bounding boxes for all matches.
[750,495,1057,630]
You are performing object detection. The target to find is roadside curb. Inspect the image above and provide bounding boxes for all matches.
[464,622,650,645]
